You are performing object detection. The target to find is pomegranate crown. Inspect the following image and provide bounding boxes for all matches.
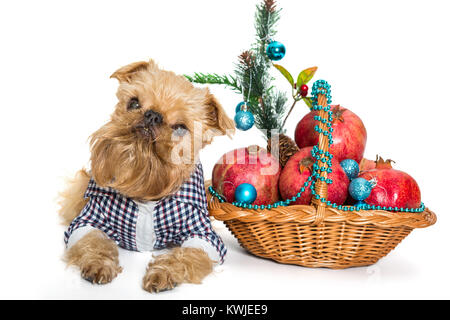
[375,155,395,169]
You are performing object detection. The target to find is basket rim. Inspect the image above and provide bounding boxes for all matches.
[207,197,437,229]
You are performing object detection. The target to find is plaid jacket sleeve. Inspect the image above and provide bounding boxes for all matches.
[175,201,227,264]
[64,196,119,247]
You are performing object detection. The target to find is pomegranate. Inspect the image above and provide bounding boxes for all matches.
[294,105,367,163]
[279,146,350,205]
[358,156,421,208]
[212,145,280,205]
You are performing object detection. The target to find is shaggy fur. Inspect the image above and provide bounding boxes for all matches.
[58,169,90,225]
[64,229,122,284]
[143,247,214,293]
[59,59,234,292]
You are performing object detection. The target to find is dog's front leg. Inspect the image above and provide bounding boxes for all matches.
[142,247,214,293]
[64,229,122,284]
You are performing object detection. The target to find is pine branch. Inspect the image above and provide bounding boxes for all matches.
[184,73,241,93]
[254,0,281,57]
[185,0,288,140]
[238,0,286,139]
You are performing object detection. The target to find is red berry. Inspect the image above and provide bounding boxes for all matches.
[300,84,308,97]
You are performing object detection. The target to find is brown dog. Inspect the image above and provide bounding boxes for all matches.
[58,60,234,292]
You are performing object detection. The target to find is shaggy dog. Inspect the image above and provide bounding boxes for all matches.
[58,60,234,292]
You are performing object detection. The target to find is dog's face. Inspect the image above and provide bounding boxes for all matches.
[89,60,234,200]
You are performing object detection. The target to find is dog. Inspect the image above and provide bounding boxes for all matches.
[58,59,234,292]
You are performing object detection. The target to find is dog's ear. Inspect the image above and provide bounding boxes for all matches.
[110,60,158,82]
[204,89,235,137]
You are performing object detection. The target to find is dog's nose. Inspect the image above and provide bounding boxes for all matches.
[144,110,163,126]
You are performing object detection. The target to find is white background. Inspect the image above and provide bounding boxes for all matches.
[0,0,449,299]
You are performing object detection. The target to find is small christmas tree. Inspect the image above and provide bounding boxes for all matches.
[185,0,317,167]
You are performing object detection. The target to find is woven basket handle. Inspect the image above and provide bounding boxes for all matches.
[310,91,330,225]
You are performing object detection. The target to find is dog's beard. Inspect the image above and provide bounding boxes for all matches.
[89,122,194,201]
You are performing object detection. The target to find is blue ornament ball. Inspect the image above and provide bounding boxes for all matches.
[340,159,360,180]
[266,41,286,61]
[234,183,257,204]
[234,110,255,131]
[349,178,373,201]
[235,101,247,113]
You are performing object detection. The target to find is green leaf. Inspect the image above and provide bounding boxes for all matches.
[273,64,294,88]
[303,97,313,110]
[297,67,318,87]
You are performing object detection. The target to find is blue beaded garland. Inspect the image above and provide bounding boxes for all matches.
[340,159,360,180]
[266,41,286,61]
[234,110,255,131]
[234,183,257,204]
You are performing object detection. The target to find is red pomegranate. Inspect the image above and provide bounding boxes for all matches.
[212,145,281,205]
[279,146,350,205]
[358,156,421,208]
[294,105,367,163]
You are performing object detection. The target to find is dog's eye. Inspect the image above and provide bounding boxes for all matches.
[172,124,188,137]
[127,98,141,110]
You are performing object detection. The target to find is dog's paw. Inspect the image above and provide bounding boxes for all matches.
[80,260,123,285]
[142,266,178,293]
[141,247,214,293]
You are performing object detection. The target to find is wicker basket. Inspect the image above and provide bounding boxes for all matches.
[208,88,437,269]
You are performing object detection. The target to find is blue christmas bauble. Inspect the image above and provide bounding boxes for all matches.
[349,178,372,201]
[340,159,360,180]
[266,41,286,61]
[234,183,257,204]
[235,101,247,113]
[234,110,255,131]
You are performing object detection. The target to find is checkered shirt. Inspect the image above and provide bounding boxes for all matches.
[64,163,226,264]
